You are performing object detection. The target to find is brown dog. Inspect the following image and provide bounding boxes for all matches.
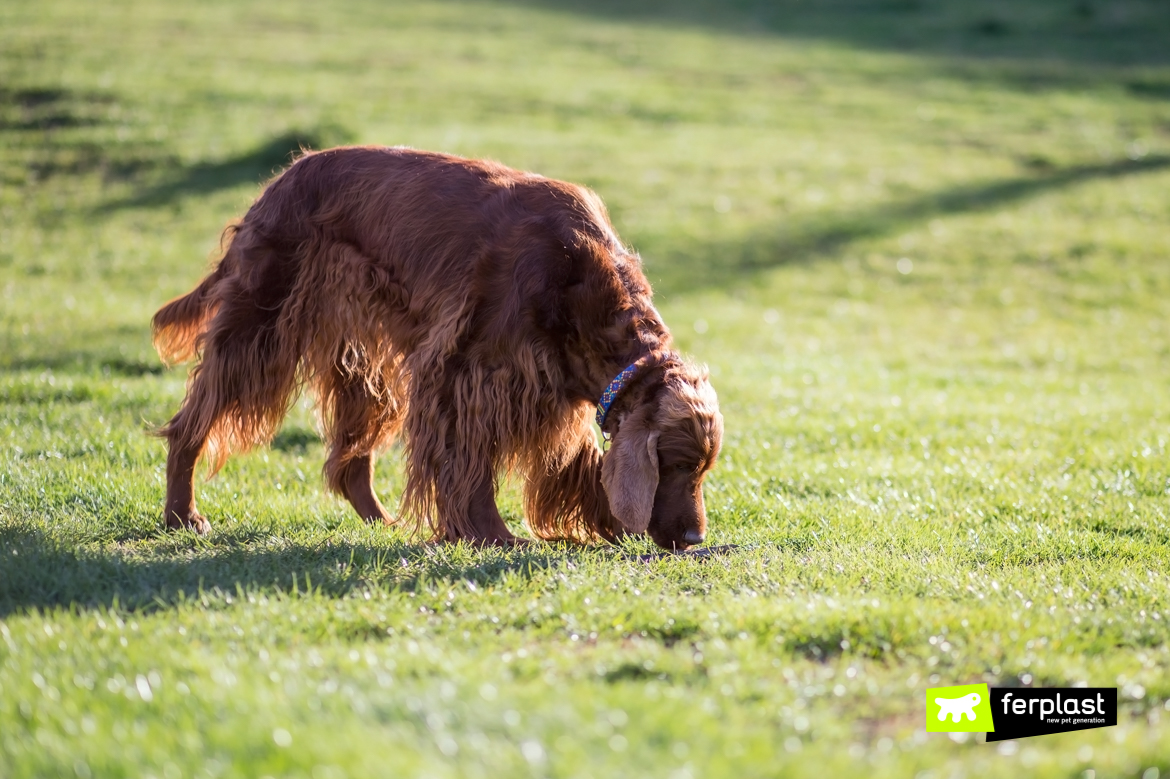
[152,146,722,549]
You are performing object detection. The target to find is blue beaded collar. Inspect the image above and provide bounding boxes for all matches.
[596,357,652,429]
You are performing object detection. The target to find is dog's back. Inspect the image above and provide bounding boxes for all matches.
[154,146,612,363]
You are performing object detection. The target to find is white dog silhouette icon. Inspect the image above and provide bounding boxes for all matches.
[935,692,981,722]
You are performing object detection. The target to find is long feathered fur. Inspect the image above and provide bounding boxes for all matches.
[153,145,720,544]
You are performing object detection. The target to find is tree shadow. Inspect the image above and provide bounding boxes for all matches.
[484,0,1170,69]
[0,320,160,376]
[1,353,165,377]
[0,524,581,617]
[0,86,115,132]
[99,125,353,211]
[648,153,1170,294]
[0,87,165,184]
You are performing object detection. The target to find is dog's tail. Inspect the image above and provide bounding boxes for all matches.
[152,234,235,366]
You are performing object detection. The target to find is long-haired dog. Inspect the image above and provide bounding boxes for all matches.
[152,146,723,549]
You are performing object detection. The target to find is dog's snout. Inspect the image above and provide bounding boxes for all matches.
[682,529,705,547]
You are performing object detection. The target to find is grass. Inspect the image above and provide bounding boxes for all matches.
[2,0,1170,776]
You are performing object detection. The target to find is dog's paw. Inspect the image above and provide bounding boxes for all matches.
[165,509,211,535]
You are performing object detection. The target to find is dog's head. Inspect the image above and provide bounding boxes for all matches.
[600,361,723,550]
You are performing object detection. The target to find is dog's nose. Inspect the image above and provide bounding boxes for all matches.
[682,529,705,547]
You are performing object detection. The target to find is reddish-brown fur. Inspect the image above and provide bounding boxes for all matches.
[152,146,722,548]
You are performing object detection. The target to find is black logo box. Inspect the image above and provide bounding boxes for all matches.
[986,688,1117,742]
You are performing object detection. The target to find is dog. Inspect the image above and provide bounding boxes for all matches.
[152,146,723,550]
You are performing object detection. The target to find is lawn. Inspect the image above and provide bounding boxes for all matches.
[2,0,1170,776]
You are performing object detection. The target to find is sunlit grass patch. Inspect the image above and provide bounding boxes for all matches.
[2,0,1170,776]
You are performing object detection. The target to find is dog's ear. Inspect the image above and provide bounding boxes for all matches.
[600,413,660,534]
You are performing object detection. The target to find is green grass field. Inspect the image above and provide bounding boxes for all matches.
[3,0,1170,776]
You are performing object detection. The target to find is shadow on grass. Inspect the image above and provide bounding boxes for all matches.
[0,86,115,132]
[1,353,166,377]
[99,125,353,211]
[1,87,348,193]
[271,426,324,453]
[0,321,163,377]
[486,0,1170,69]
[0,87,167,183]
[0,524,577,617]
[650,153,1170,294]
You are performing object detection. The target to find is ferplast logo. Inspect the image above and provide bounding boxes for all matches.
[926,683,995,733]
[925,685,1118,741]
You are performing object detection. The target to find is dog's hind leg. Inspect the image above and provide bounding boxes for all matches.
[318,356,404,525]
[161,426,210,534]
[159,261,299,534]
